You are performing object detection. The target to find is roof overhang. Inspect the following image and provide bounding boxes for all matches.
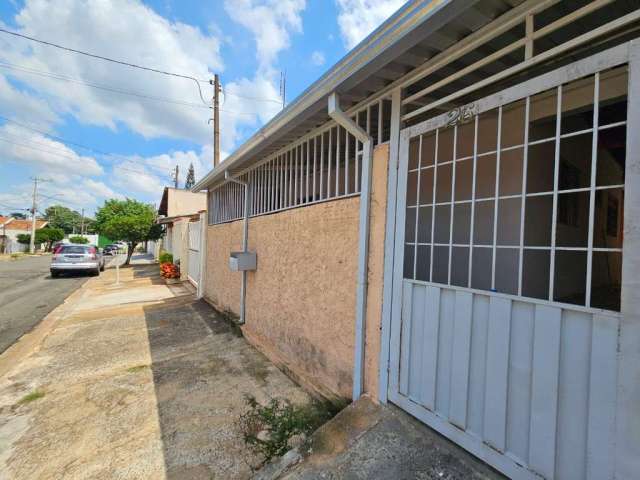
[193,0,494,191]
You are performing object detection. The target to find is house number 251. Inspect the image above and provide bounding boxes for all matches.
[446,104,477,126]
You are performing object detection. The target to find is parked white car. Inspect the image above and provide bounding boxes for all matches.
[50,244,105,277]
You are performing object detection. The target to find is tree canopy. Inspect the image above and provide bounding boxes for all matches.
[94,199,162,264]
[184,162,196,189]
[16,227,64,251]
[44,205,94,234]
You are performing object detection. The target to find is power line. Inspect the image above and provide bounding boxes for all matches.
[0,27,211,104]
[0,61,270,118]
[0,61,209,110]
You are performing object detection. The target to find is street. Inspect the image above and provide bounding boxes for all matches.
[0,255,88,354]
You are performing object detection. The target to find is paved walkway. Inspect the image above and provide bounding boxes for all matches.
[0,259,310,480]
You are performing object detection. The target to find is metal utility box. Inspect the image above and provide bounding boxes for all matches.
[229,251,256,271]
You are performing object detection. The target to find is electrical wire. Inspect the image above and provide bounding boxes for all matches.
[0,27,211,105]
[222,87,283,105]
[0,61,210,110]
[0,61,269,117]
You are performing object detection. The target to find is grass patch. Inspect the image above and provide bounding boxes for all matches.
[126,364,149,373]
[238,395,344,463]
[18,389,45,405]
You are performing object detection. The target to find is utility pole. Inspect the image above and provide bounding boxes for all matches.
[172,165,179,188]
[212,74,220,167]
[80,208,85,235]
[29,177,39,254]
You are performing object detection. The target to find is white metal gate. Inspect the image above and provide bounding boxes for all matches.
[187,220,201,287]
[388,48,630,480]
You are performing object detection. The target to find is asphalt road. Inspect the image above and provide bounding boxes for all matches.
[0,255,88,354]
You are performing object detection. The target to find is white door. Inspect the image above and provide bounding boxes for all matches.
[187,220,201,286]
[388,50,630,480]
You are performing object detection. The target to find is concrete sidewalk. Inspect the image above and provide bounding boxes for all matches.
[0,259,310,479]
[270,398,504,480]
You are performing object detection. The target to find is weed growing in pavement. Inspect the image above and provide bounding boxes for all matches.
[238,394,345,463]
[126,365,149,373]
[17,389,45,405]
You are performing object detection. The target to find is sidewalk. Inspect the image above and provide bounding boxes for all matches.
[0,258,310,479]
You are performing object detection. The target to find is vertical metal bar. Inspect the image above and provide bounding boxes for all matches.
[548,85,562,301]
[280,154,284,210]
[299,144,304,203]
[468,115,479,288]
[336,126,341,196]
[328,127,333,198]
[320,133,325,200]
[525,13,534,60]
[448,125,458,285]
[378,99,383,145]
[313,137,317,202]
[518,97,531,296]
[585,73,599,307]
[306,139,310,203]
[288,149,293,206]
[345,132,350,195]
[429,129,439,282]
[491,107,503,291]
[413,135,423,279]
[294,145,298,205]
[367,105,371,138]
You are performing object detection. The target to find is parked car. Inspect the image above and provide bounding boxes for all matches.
[102,244,119,256]
[50,244,105,277]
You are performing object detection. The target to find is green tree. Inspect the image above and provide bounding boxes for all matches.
[40,227,64,251]
[68,235,89,244]
[10,212,26,220]
[15,228,63,251]
[94,199,162,265]
[184,162,196,189]
[44,205,82,234]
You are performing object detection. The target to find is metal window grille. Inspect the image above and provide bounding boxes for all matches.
[208,98,392,225]
[403,67,627,312]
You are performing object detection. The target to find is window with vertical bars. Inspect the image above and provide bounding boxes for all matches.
[403,66,627,312]
[208,98,392,225]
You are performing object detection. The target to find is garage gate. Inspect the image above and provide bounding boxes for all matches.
[388,48,631,480]
[187,219,201,287]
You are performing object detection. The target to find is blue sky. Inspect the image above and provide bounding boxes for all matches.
[0,0,404,216]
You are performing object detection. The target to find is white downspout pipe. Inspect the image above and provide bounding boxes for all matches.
[328,92,373,401]
[225,170,250,325]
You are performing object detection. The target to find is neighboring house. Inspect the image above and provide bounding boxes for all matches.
[0,216,13,253]
[194,2,639,479]
[2,218,48,253]
[157,187,207,284]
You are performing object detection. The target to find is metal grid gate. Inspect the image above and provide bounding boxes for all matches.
[388,48,629,480]
[187,220,201,287]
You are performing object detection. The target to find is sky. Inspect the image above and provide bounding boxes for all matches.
[0,0,405,217]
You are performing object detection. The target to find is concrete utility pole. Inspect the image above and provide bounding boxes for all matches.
[212,74,220,168]
[80,208,85,235]
[172,165,179,188]
[29,177,39,254]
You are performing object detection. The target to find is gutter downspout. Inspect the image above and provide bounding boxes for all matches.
[225,170,250,325]
[328,92,373,401]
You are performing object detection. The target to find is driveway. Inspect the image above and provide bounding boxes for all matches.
[0,259,310,479]
[0,255,88,354]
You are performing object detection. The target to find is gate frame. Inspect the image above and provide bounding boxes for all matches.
[378,40,640,479]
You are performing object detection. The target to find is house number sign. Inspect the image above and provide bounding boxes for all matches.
[446,103,477,126]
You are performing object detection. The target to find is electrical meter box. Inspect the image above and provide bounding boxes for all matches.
[229,251,257,271]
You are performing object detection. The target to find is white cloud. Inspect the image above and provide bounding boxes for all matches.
[0,124,103,176]
[335,0,405,49]
[224,0,306,72]
[83,179,123,200]
[311,50,325,66]
[1,0,223,144]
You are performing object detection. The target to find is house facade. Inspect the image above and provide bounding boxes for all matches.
[1,218,48,253]
[194,1,640,478]
[157,187,207,285]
